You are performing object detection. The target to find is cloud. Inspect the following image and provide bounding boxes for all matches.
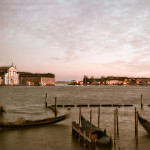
[48,49,81,63]
[1,0,150,80]
[49,57,63,61]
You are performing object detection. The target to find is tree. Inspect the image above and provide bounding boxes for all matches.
[83,75,89,84]
[90,76,95,84]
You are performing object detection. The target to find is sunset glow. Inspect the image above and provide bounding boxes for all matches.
[1,0,150,81]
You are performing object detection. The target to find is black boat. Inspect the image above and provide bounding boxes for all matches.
[138,113,150,134]
[81,115,112,146]
[0,113,69,129]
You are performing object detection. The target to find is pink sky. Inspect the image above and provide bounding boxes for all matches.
[0,0,150,81]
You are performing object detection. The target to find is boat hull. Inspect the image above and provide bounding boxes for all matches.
[81,115,112,147]
[0,114,69,129]
[138,113,150,134]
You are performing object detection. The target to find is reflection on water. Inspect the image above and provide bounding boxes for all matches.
[0,85,150,150]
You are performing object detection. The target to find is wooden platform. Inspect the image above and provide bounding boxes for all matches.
[72,121,97,149]
[51,104,134,107]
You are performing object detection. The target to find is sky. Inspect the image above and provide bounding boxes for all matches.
[0,0,150,81]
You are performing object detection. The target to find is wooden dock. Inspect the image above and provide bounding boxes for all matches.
[51,104,133,108]
[72,121,97,149]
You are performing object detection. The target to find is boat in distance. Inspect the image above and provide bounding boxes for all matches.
[81,115,112,147]
[0,113,69,129]
[138,113,150,134]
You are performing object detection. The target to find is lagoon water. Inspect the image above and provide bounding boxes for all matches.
[0,85,150,150]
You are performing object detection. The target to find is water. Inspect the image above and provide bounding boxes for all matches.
[0,85,150,150]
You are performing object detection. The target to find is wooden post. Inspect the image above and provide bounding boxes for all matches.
[141,94,143,108]
[55,97,57,116]
[0,106,6,123]
[136,111,138,145]
[90,110,92,137]
[116,108,119,137]
[79,107,81,127]
[98,107,100,128]
[45,93,47,108]
[135,107,137,136]
[114,109,117,145]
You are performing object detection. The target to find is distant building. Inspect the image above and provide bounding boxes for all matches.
[0,76,2,84]
[19,72,55,86]
[68,80,83,85]
[140,78,150,85]
[0,63,55,86]
[83,75,150,86]
[106,80,118,85]
[0,63,19,85]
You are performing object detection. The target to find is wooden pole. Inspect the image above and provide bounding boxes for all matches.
[79,107,81,127]
[114,109,117,145]
[135,107,137,136]
[116,108,119,137]
[98,107,100,128]
[55,97,57,116]
[90,110,92,136]
[45,93,47,108]
[136,111,138,145]
[0,106,5,123]
[141,94,143,108]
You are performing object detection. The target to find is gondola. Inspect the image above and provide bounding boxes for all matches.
[0,113,69,129]
[81,115,112,147]
[138,113,150,134]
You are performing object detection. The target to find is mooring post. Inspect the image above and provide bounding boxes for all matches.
[114,109,117,145]
[79,107,81,127]
[141,94,143,108]
[116,108,119,137]
[135,107,137,136]
[90,110,92,137]
[45,93,47,108]
[55,97,57,116]
[98,107,100,128]
[136,111,138,145]
[0,106,5,123]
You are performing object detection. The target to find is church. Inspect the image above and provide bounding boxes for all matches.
[0,63,55,86]
[0,63,19,85]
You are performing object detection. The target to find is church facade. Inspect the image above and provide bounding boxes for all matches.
[0,64,55,86]
[0,64,19,85]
